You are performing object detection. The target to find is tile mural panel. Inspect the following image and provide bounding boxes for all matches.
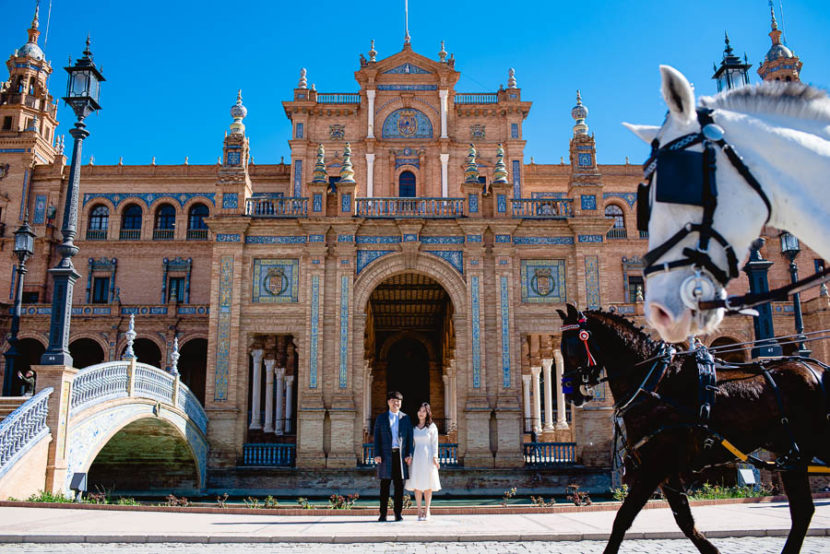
[520,259,567,303]
[252,259,299,303]
[309,275,320,388]
[214,255,233,401]
[585,255,601,309]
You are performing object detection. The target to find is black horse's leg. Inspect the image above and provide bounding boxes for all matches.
[780,470,814,554]
[604,471,664,554]
[661,476,720,554]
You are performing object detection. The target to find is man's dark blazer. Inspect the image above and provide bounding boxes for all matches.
[373,410,414,480]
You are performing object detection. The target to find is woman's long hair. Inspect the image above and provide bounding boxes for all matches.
[417,402,433,427]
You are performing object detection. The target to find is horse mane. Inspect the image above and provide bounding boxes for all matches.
[585,309,662,361]
[699,81,830,124]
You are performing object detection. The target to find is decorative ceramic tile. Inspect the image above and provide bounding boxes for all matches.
[222,193,238,209]
[403,233,418,242]
[216,233,241,242]
[381,108,433,139]
[384,63,431,74]
[252,259,299,303]
[357,250,394,274]
[616,305,636,314]
[495,235,511,243]
[512,160,521,198]
[245,235,306,244]
[471,275,481,388]
[337,234,355,243]
[33,194,47,224]
[394,157,420,169]
[497,194,507,213]
[309,274,320,388]
[293,160,302,197]
[513,236,574,245]
[468,193,478,213]
[226,151,241,166]
[329,124,345,140]
[339,275,350,388]
[603,192,638,207]
[421,236,464,245]
[356,236,401,244]
[214,256,233,401]
[312,193,323,212]
[308,234,325,242]
[377,84,437,91]
[578,235,603,243]
[341,193,351,213]
[425,250,463,274]
[500,275,511,388]
[581,195,597,210]
[531,192,567,199]
[520,260,567,303]
[470,124,485,140]
[83,192,216,208]
[585,255,601,309]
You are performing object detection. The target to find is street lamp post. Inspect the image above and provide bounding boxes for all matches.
[742,238,782,358]
[780,232,812,357]
[2,217,36,396]
[40,38,104,366]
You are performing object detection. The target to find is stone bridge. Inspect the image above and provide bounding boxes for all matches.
[0,358,208,499]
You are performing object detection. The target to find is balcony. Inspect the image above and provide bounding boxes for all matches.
[454,93,499,105]
[511,198,572,219]
[85,229,107,240]
[246,197,308,218]
[186,229,209,240]
[606,228,628,240]
[355,197,464,218]
[522,442,576,466]
[317,93,360,104]
[119,229,141,240]
[639,230,649,239]
[153,229,175,240]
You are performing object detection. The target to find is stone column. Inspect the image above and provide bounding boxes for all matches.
[440,153,449,198]
[275,366,286,435]
[530,365,542,435]
[249,349,264,430]
[542,358,554,431]
[449,362,458,432]
[442,372,450,428]
[366,153,375,197]
[284,375,295,433]
[263,358,275,433]
[554,350,569,430]
[367,89,376,138]
[364,362,373,433]
[522,374,532,432]
[439,89,448,138]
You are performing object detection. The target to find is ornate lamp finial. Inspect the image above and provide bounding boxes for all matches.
[571,89,589,136]
[493,144,508,184]
[298,68,308,89]
[312,144,328,184]
[123,314,137,360]
[464,144,480,184]
[339,142,355,184]
[369,40,377,62]
[170,337,180,376]
[439,41,447,62]
[724,31,733,55]
[229,89,247,135]
[507,68,517,89]
[769,0,778,31]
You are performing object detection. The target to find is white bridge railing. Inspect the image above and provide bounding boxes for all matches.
[69,360,207,434]
[0,387,53,478]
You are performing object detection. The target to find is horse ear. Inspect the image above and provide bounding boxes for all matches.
[566,304,579,320]
[556,309,567,321]
[659,65,696,123]
[622,122,660,144]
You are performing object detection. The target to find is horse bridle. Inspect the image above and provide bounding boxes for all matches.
[560,318,603,396]
[638,107,773,311]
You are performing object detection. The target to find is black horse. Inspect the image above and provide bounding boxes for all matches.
[557,304,830,554]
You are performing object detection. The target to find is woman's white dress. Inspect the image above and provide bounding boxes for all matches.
[405,423,441,491]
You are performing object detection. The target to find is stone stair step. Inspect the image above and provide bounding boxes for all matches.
[0,397,28,421]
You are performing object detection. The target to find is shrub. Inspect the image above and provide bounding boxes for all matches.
[216,493,229,508]
[26,490,73,503]
[297,497,313,509]
[565,483,592,506]
[688,482,772,500]
[611,484,629,501]
[501,487,517,507]
[530,495,555,508]
[330,493,359,509]
[165,494,190,507]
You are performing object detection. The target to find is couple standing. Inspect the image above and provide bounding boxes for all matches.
[373,390,441,521]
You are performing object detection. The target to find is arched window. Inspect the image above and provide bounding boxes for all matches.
[605,204,627,239]
[120,204,142,240]
[153,203,176,240]
[187,203,209,240]
[399,171,416,197]
[86,205,109,240]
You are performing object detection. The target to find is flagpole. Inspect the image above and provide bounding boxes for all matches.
[404,0,410,44]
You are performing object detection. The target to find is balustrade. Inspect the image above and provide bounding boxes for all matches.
[0,388,52,477]
[317,93,361,104]
[133,364,175,405]
[70,362,130,415]
[85,229,107,240]
[454,93,499,105]
[242,443,296,466]
[361,443,459,467]
[355,197,464,218]
[522,442,576,466]
[246,197,308,218]
[119,229,141,240]
[606,228,628,239]
[511,198,573,219]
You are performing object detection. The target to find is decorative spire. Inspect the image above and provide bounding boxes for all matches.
[769,0,778,31]
[312,144,328,183]
[28,2,40,43]
[123,314,137,360]
[339,143,355,184]
[83,34,92,60]
[298,68,308,89]
[438,41,447,62]
[493,144,508,184]
[404,0,411,46]
[170,337,180,377]
[507,68,517,89]
[464,144,480,184]
[369,40,377,62]
[724,31,733,55]
[571,90,589,136]
[229,89,247,135]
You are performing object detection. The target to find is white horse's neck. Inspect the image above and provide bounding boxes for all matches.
[716,109,830,261]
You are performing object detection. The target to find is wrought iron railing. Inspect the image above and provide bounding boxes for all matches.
[242,443,296,466]
[0,387,52,478]
[606,228,628,239]
[153,229,175,240]
[317,93,361,104]
[186,229,208,240]
[361,443,459,467]
[119,229,141,240]
[85,229,107,240]
[355,197,464,218]
[246,197,308,218]
[454,93,499,105]
[522,442,576,466]
[511,198,573,219]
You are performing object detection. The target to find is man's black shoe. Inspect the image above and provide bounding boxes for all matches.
[378,516,387,522]
[394,515,403,522]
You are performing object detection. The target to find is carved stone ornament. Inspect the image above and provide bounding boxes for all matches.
[329,124,345,140]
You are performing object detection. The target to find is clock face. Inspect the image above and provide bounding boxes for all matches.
[578,153,592,167]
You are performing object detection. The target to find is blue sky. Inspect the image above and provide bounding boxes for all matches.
[2,1,828,166]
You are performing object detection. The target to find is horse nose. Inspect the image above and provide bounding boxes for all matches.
[648,301,675,330]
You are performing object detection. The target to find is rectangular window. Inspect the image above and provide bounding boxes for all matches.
[22,291,39,304]
[92,276,110,304]
[628,275,645,304]
[295,123,304,139]
[2,116,11,130]
[511,123,519,139]
[168,277,185,302]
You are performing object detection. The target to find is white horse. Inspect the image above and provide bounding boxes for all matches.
[625,65,830,343]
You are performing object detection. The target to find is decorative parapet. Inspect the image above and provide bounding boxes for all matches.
[317,93,360,104]
[0,387,52,479]
[454,93,499,105]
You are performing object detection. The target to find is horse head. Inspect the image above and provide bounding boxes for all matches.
[556,304,603,407]
[624,65,771,342]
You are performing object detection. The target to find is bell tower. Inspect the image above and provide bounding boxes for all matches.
[757,2,802,82]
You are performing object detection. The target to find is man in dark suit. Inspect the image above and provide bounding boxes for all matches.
[373,390,414,521]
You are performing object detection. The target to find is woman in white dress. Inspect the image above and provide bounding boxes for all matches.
[405,402,441,520]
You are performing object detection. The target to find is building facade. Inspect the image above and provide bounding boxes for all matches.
[1,8,827,489]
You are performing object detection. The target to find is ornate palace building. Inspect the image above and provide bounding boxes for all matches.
[0,7,826,493]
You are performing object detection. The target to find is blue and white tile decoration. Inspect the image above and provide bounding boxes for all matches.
[377,84,437,91]
[512,160,521,198]
[581,195,597,210]
[468,193,478,213]
[497,194,507,213]
[616,305,636,314]
[578,235,603,243]
[222,193,238,209]
[381,108,434,139]
[395,157,420,169]
[245,235,306,244]
[495,235,511,243]
[499,275,511,388]
[33,194,47,224]
[215,256,233,401]
[513,236,574,245]
[293,160,303,197]
[426,250,463,274]
[312,193,323,212]
[252,259,299,303]
[520,259,567,303]
[357,250,394,274]
[585,255,601,309]
[384,63,431,74]
[421,236,464,245]
[216,233,241,242]
[471,276,481,388]
[403,233,418,242]
[603,192,638,207]
[83,192,217,208]
[356,236,401,244]
[337,234,354,243]
[341,193,351,213]
[466,235,482,243]
[309,275,320,388]
[339,275,350,388]
[531,192,566,199]
[308,234,325,242]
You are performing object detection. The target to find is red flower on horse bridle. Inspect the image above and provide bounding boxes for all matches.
[561,318,598,368]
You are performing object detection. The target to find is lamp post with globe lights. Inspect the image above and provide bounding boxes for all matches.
[780,231,811,357]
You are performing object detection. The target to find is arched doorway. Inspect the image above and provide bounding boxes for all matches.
[69,338,106,369]
[367,273,453,433]
[710,337,747,363]
[178,339,207,404]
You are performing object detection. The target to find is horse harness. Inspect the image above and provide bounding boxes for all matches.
[637,107,830,313]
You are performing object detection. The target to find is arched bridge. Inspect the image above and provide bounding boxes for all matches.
[0,358,208,499]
